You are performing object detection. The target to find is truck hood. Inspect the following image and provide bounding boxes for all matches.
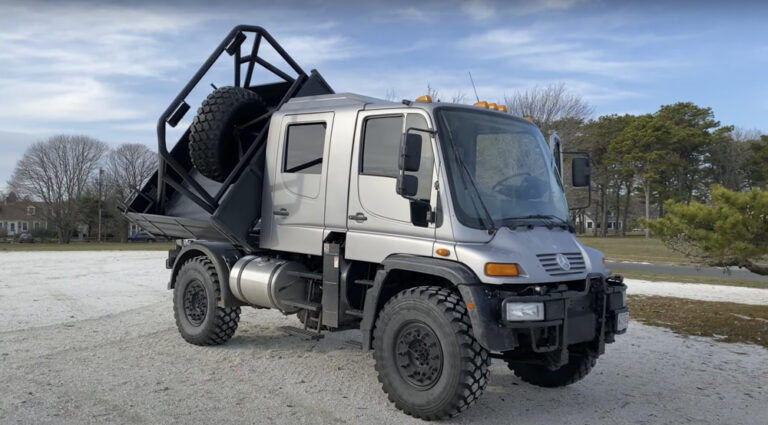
[454,226,607,285]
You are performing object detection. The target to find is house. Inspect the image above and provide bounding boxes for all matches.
[0,193,50,236]
[575,213,623,232]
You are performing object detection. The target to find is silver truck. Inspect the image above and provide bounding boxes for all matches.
[124,26,629,420]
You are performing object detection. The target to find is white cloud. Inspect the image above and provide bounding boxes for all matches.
[461,0,589,20]
[458,27,669,80]
[0,78,141,122]
[458,29,577,58]
[390,7,435,22]
[461,0,496,21]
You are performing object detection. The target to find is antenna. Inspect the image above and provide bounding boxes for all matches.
[468,71,480,102]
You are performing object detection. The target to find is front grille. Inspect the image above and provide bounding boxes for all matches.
[536,252,586,276]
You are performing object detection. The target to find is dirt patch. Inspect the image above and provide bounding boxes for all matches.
[629,295,768,348]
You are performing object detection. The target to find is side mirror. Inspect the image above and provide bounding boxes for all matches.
[571,157,591,187]
[399,133,423,172]
[397,175,419,197]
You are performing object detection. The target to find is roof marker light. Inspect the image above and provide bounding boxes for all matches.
[415,95,432,103]
[473,101,488,108]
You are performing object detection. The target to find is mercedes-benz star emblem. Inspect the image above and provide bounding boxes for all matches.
[555,253,571,271]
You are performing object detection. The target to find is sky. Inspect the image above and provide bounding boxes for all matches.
[1,0,767,191]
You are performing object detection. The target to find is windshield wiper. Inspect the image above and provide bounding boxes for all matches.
[438,115,497,235]
[502,214,573,231]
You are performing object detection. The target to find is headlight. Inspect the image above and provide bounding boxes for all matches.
[504,302,544,321]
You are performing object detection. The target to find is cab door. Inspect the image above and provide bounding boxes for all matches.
[345,110,438,263]
[268,112,334,255]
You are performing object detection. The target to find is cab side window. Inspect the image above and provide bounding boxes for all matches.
[361,116,402,178]
[284,123,326,174]
[361,114,434,200]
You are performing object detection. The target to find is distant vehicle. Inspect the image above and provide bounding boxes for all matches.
[127,231,156,243]
[18,233,34,243]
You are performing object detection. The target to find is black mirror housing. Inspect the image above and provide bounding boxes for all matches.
[571,157,591,187]
[399,133,422,172]
[397,174,419,197]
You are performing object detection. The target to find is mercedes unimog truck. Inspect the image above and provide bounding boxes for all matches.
[124,26,629,420]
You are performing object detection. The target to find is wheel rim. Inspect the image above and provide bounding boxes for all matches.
[183,280,208,326]
[395,322,444,389]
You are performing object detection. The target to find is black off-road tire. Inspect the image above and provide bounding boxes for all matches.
[173,256,240,346]
[188,86,267,182]
[373,286,490,420]
[508,344,597,387]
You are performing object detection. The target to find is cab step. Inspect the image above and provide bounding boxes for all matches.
[282,300,321,312]
[279,326,324,341]
[287,271,323,280]
[345,309,363,318]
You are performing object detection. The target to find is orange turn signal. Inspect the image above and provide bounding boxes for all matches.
[473,101,488,108]
[485,263,520,277]
[415,95,433,103]
[436,248,450,257]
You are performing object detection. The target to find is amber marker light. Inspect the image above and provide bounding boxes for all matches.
[523,115,533,121]
[415,95,433,103]
[488,102,497,110]
[497,105,508,112]
[473,101,488,108]
[485,263,520,277]
[435,248,450,257]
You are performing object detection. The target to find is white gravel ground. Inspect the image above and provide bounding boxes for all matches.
[1,251,767,424]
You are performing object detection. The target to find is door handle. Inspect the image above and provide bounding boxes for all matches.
[273,208,289,217]
[348,212,367,222]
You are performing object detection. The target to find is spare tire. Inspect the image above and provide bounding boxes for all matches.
[189,86,267,182]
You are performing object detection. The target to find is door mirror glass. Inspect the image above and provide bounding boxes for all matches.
[571,157,591,187]
[397,174,419,197]
[399,133,423,172]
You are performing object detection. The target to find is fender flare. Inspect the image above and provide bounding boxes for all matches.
[168,241,245,308]
[359,254,481,350]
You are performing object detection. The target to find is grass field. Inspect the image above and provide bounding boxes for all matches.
[629,295,768,348]
[578,235,690,265]
[0,242,175,252]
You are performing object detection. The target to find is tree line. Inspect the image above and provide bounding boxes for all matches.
[504,84,768,239]
[7,135,156,243]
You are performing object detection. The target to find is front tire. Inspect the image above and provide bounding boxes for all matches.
[173,256,240,346]
[373,286,490,420]
[507,344,597,387]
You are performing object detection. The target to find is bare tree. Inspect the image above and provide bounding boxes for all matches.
[504,83,594,138]
[449,90,467,104]
[426,83,439,101]
[9,135,108,243]
[384,88,397,102]
[105,143,157,203]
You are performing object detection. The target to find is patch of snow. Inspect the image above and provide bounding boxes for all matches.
[625,278,768,305]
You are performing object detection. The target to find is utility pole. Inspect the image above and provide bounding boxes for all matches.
[98,168,103,243]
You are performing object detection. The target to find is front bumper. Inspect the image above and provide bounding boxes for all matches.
[458,273,628,354]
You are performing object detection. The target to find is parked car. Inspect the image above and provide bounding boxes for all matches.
[18,233,34,243]
[127,231,156,243]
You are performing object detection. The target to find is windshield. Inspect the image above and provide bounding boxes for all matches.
[436,107,569,229]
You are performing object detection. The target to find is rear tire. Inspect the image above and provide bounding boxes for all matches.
[373,286,490,420]
[507,344,597,387]
[188,86,267,182]
[173,256,240,345]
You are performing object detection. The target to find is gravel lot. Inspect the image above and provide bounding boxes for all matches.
[1,251,767,425]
